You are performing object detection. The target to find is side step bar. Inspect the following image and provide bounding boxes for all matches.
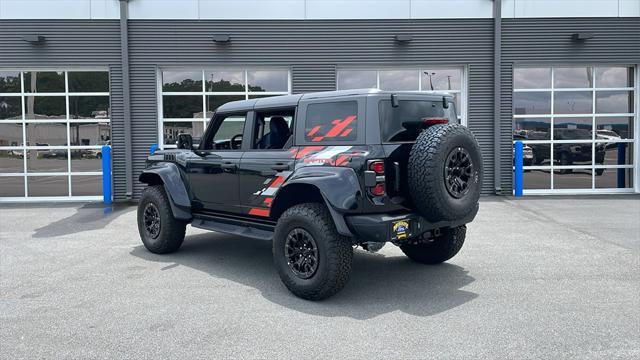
[191,214,274,241]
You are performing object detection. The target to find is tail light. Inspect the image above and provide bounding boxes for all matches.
[370,183,385,196]
[422,117,449,126]
[366,160,386,198]
[369,160,385,174]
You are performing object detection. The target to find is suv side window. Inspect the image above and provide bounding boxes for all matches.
[203,112,247,150]
[252,108,295,150]
[304,101,357,142]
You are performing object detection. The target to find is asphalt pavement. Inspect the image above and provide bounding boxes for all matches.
[1,196,638,359]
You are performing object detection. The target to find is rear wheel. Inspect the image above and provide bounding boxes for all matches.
[137,185,187,254]
[273,203,353,301]
[400,225,466,264]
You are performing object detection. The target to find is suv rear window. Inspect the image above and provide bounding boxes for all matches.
[305,101,357,142]
[379,99,457,142]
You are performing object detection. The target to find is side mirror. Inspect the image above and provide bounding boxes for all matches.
[391,93,400,108]
[176,133,193,150]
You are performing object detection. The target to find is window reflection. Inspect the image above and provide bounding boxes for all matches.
[163,122,205,145]
[0,123,24,146]
[597,142,633,166]
[595,67,634,88]
[422,69,461,91]
[514,68,551,89]
[595,91,633,114]
[71,175,102,196]
[24,96,66,119]
[162,71,202,92]
[26,123,67,146]
[338,70,377,90]
[68,72,109,93]
[69,96,110,119]
[596,117,633,139]
[554,67,592,88]
[595,168,633,189]
[553,142,600,166]
[523,170,551,189]
[514,92,551,115]
[70,122,111,146]
[553,117,592,134]
[23,71,65,93]
[0,177,24,197]
[71,155,101,172]
[0,97,22,120]
[206,70,244,92]
[379,70,418,91]
[27,176,69,196]
[554,91,592,114]
[553,169,592,189]
[162,95,203,119]
[513,118,551,140]
[247,70,288,92]
[0,71,21,93]
[27,150,69,172]
[0,150,25,173]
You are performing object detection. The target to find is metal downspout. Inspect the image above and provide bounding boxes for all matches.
[119,0,133,199]
[493,0,502,194]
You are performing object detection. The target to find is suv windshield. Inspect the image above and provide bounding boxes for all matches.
[379,99,458,142]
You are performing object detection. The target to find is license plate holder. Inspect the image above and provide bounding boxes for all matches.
[390,219,412,241]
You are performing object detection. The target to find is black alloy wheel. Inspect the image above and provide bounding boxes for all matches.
[444,146,474,199]
[143,202,161,239]
[284,228,319,279]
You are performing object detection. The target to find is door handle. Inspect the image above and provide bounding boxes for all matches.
[221,162,236,170]
[270,163,290,171]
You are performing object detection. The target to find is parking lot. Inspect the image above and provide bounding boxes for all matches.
[1,197,638,359]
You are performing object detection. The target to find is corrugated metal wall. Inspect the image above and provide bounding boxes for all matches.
[500,17,640,193]
[127,19,496,197]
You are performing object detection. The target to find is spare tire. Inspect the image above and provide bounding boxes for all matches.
[407,124,482,222]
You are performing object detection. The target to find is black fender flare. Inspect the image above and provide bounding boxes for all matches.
[276,166,361,237]
[139,162,192,220]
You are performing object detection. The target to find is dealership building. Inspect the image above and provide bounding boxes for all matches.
[0,0,638,202]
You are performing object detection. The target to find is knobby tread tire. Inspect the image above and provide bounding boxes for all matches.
[137,185,187,254]
[408,124,482,222]
[273,203,353,301]
[400,225,466,264]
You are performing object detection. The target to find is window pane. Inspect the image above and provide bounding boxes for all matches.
[513,118,550,140]
[513,92,551,115]
[163,122,205,145]
[0,177,24,197]
[0,150,24,173]
[379,70,418,91]
[523,169,551,190]
[514,67,551,89]
[554,143,593,166]
[70,152,101,172]
[205,70,244,92]
[27,176,68,196]
[0,122,23,146]
[68,72,109,92]
[421,69,461,91]
[248,94,283,99]
[26,123,67,146]
[0,71,21,93]
[553,91,592,114]
[27,150,69,172]
[305,101,357,142]
[247,70,288,92]
[70,122,110,146]
[595,168,633,189]
[69,96,109,119]
[162,95,203,119]
[597,142,633,166]
[554,67,593,88]
[206,95,245,114]
[553,169,592,189]
[527,143,551,165]
[596,117,633,139]
[71,175,101,196]
[0,96,22,120]
[595,90,633,114]
[554,117,592,134]
[23,71,65,93]
[213,116,246,142]
[162,71,202,92]
[24,96,66,119]
[595,67,634,88]
[338,70,377,90]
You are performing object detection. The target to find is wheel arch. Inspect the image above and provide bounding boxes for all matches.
[139,162,192,220]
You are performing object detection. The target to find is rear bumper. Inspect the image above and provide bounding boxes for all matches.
[344,204,478,243]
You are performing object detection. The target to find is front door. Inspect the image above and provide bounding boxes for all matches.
[187,112,248,213]
[238,109,296,218]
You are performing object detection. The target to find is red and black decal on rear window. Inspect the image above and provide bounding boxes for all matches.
[305,101,357,142]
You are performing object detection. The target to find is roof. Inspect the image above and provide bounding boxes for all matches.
[215,88,454,113]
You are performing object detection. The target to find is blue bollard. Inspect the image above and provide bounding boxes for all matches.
[514,141,524,197]
[617,143,626,188]
[102,145,112,205]
[150,143,158,155]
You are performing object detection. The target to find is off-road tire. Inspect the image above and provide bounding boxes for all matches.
[408,124,482,222]
[137,185,187,254]
[400,225,466,264]
[273,203,353,301]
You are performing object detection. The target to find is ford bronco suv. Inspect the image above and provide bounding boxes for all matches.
[137,89,482,300]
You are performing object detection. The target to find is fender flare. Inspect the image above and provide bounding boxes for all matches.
[277,166,361,236]
[139,162,192,220]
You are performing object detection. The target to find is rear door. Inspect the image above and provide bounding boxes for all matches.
[238,108,296,218]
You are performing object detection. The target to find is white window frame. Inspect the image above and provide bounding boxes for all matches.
[336,66,468,125]
[512,64,638,195]
[157,67,291,149]
[0,68,110,202]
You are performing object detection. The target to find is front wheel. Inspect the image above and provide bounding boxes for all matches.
[137,185,187,254]
[400,225,466,264]
[273,203,353,301]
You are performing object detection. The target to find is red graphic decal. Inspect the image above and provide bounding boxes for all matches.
[334,154,350,166]
[339,128,353,137]
[325,115,356,138]
[307,125,321,137]
[249,208,270,217]
[269,176,285,188]
[263,197,273,207]
[312,136,324,142]
[294,146,325,159]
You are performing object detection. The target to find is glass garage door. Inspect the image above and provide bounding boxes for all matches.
[513,66,636,193]
[0,70,110,201]
[159,68,290,148]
